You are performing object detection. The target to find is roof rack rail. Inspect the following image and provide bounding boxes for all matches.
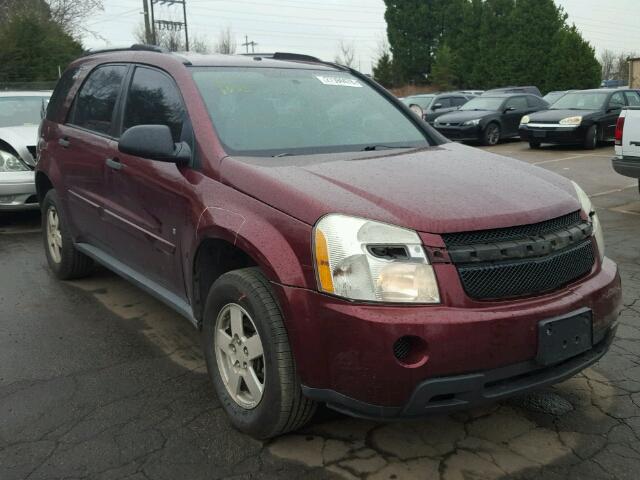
[241,52,322,63]
[82,44,169,58]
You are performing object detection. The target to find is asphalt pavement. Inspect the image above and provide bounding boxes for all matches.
[1,141,639,480]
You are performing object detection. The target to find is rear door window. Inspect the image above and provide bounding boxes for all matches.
[505,96,528,110]
[122,67,186,142]
[70,65,128,135]
[624,91,640,106]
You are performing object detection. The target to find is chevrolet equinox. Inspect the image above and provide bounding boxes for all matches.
[36,46,622,439]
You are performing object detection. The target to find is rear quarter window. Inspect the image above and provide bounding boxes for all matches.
[46,66,80,122]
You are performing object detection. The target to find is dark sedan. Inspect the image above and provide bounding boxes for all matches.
[519,89,640,149]
[433,94,548,145]
[402,92,473,125]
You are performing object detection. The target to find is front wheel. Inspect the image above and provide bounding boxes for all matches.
[583,125,598,150]
[202,267,316,439]
[482,123,501,146]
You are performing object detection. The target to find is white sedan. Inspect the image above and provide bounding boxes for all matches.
[0,91,51,211]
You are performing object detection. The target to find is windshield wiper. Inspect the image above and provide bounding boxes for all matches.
[272,152,293,157]
[362,145,414,151]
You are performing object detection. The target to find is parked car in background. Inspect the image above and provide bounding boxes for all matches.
[0,91,51,211]
[519,89,640,149]
[401,92,473,124]
[36,46,620,439]
[482,86,542,97]
[601,79,626,89]
[613,107,640,194]
[434,93,548,145]
[456,90,484,96]
[543,90,569,105]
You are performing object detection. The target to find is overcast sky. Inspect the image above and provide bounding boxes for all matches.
[84,0,640,74]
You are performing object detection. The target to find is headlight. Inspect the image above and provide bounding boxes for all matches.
[572,181,604,261]
[313,214,440,303]
[560,116,582,126]
[0,150,29,172]
[463,119,481,126]
[520,115,530,125]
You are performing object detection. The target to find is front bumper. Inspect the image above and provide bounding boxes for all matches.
[0,171,38,211]
[519,124,588,145]
[433,124,483,142]
[302,327,615,419]
[273,257,621,412]
[612,156,640,179]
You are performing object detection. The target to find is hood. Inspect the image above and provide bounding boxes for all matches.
[435,110,496,123]
[0,124,39,166]
[221,142,580,234]
[528,109,597,122]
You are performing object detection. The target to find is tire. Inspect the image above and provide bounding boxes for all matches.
[202,267,316,439]
[482,123,501,146]
[42,190,94,280]
[583,125,598,150]
[529,140,541,149]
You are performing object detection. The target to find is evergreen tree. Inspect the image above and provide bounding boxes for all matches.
[544,25,601,91]
[372,52,396,88]
[431,44,458,89]
[0,13,83,83]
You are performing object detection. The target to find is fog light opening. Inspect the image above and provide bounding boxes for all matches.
[393,335,428,367]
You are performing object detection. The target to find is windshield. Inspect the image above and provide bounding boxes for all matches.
[402,95,434,109]
[550,92,608,110]
[543,92,566,104]
[191,67,429,156]
[0,96,49,127]
[459,97,504,111]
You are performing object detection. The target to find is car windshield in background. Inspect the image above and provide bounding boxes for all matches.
[543,92,566,104]
[550,92,608,110]
[402,95,434,109]
[459,97,504,111]
[0,96,48,128]
[191,67,429,156]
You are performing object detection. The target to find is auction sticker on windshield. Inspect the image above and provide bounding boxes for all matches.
[315,75,363,88]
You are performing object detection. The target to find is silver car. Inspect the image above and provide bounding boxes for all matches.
[0,91,51,211]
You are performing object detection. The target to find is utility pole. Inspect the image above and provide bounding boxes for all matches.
[242,35,258,54]
[150,0,189,51]
[142,0,152,44]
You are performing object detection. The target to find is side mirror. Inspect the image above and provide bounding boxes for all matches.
[432,103,443,110]
[118,125,191,164]
[409,104,424,118]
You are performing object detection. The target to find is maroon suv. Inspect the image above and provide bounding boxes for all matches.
[36,45,621,439]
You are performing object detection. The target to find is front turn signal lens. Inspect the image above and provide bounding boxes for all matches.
[314,229,334,293]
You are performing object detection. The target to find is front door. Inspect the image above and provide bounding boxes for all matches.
[502,96,529,136]
[106,66,193,297]
[61,64,129,251]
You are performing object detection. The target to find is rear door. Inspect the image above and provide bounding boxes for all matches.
[60,64,129,250]
[502,96,529,136]
[604,92,626,140]
[106,65,193,296]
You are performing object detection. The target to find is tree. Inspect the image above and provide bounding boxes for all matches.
[543,25,601,91]
[134,23,210,53]
[335,40,356,67]
[615,51,637,83]
[214,27,236,54]
[430,44,458,90]
[47,0,104,38]
[600,49,616,81]
[373,52,395,88]
[0,13,82,83]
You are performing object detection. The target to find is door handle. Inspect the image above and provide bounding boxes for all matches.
[58,138,70,148]
[106,157,123,171]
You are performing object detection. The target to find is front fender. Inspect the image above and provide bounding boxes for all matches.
[192,200,316,290]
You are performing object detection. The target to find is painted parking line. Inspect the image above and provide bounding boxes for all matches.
[590,183,638,198]
[533,154,590,165]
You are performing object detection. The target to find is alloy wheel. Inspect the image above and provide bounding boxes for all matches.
[46,206,62,264]
[487,125,500,145]
[214,303,266,409]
